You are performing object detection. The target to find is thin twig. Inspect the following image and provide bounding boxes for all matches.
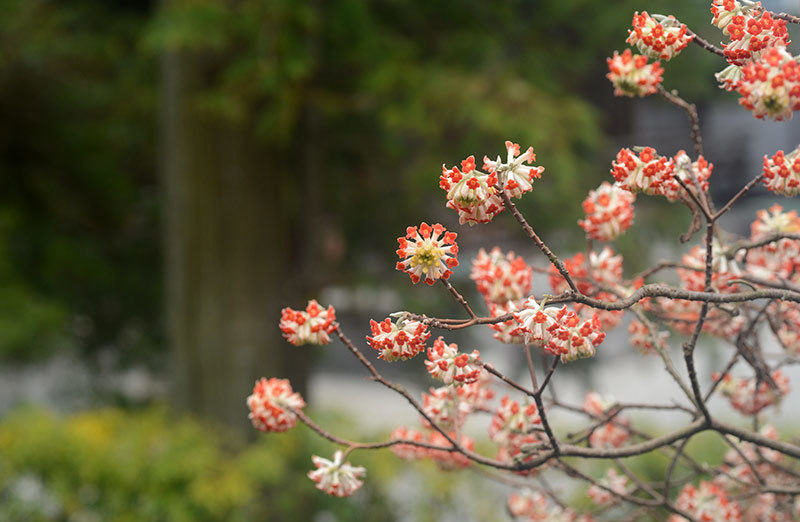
[440,278,477,319]
[496,186,579,293]
[713,175,764,221]
[657,84,705,158]
[687,28,726,57]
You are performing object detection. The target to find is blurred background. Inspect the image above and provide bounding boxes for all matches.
[0,0,799,520]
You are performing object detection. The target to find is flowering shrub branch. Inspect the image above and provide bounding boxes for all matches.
[249,2,800,520]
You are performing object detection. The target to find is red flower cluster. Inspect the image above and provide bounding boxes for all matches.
[716,370,790,415]
[366,315,430,362]
[606,49,664,97]
[425,337,482,385]
[660,151,713,202]
[611,146,674,195]
[513,296,606,362]
[670,481,741,522]
[396,222,459,284]
[483,141,545,200]
[279,300,337,346]
[763,145,800,195]
[440,156,503,225]
[489,395,541,451]
[246,377,306,433]
[583,392,630,448]
[470,247,532,305]
[736,47,800,121]
[579,181,635,241]
[627,12,693,61]
[712,0,789,66]
[389,427,474,470]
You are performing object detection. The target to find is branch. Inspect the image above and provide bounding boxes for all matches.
[496,185,579,293]
[440,278,477,319]
[725,233,800,257]
[773,12,800,24]
[686,28,726,57]
[657,84,704,158]
[713,175,763,221]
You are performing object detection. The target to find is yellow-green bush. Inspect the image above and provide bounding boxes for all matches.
[0,407,397,521]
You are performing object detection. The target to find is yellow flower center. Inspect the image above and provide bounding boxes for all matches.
[411,242,443,274]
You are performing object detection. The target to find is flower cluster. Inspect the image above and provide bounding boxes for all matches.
[470,247,532,305]
[627,12,693,61]
[548,248,624,295]
[279,300,337,346]
[507,489,587,522]
[489,395,541,450]
[366,314,430,361]
[514,297,605,362]
[711,0,762,31]
[458,369,496,410]
[628,318,669,354]
[396,222,459,284]
[768,302,800,355]
[488,301,527,345]
[751,203,800,240]
[716,370,790,415]
[661,151,713,202]
[421,385,471,430]
[440,156,503,225]
[483,141,545,200]
[583,392,630,448]
[670,481,741,522]
[742,494,796,522]
[652,297,745,339]
[426,431,475,470]
[741,205,800,282]
[247,378,305,433]
[388,426,428,461]
[713,0,789,66]
[736,47,800,121]
[547,248,626,330]
[578,181,635,241]
[611,146,674,195]
[607,49,664,97]
[391,428,475,469]
[678,241,741,293]
[716,425,783,490]
[307,451,366,498]
[587,468,632,505]
[763,145,800,196]
[425,337,482,385]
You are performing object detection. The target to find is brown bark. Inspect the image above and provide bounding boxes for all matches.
[161,50,307,432]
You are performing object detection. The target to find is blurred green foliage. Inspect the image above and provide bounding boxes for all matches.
[0,406,399,521]
[0,0,721,362]
[0,0,158,362]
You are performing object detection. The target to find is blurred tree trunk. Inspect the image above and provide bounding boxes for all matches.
[160,50,309,432]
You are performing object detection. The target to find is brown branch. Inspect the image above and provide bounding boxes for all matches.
[686,28,726,57]
[657,85,704,158]
[663,436,694,502]
[332,326,518,469]
[481,362,536,398]
[523,344,539,390]
[440,278,477,319]
[496,185,579,293]
[713,175,764,221]
[725,233,800,256]
[713,418,800,459]
[294,408,452,453]
[721,434,766,486]
[773,12,800,24]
